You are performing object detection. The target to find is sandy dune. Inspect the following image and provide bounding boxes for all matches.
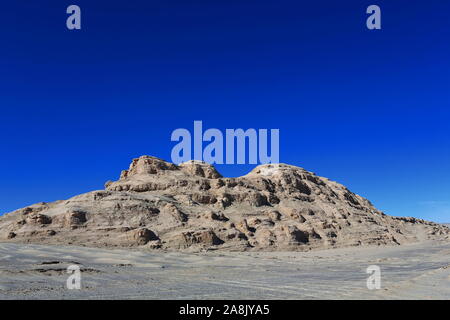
[0,240,449,300]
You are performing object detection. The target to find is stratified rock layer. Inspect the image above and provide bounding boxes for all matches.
[0,156,448,251]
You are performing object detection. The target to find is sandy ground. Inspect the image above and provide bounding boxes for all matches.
[0,241,449,300]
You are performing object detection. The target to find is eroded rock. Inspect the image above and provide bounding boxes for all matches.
[0,155,448,251]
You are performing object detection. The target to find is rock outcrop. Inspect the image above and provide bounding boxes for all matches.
[0,156,448,251]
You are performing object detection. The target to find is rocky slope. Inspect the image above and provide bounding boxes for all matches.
[0,156,448,251]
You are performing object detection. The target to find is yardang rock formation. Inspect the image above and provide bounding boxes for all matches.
[0,156,448,251]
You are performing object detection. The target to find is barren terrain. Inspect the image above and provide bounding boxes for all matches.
[1,156,448,300]
[0,156,448,251]
[0,241,449,299]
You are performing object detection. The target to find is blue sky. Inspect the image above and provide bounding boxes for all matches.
[1,1,449,222]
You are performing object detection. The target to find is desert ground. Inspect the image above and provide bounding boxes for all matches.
[0,239,449,300]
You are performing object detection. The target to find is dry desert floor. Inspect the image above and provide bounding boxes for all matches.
[0,241,449,299]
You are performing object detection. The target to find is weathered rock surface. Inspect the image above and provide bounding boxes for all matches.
[0,155,448,251]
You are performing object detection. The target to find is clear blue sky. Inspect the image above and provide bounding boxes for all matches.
[1,1,449,222]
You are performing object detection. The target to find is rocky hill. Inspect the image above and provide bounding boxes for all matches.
[0,156,448,251]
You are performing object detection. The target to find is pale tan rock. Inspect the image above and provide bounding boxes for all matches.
[162,203,187,223]
[127,228,159,246]
[179,160,222,179]
[60,210,87,229]
[120,156,178,179]
[0,155,448,251]
[26,214,52,225]
[201,210,229,221]
[169,230,224,248]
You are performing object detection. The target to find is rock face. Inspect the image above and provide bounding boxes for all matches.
[0,155,448,251]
